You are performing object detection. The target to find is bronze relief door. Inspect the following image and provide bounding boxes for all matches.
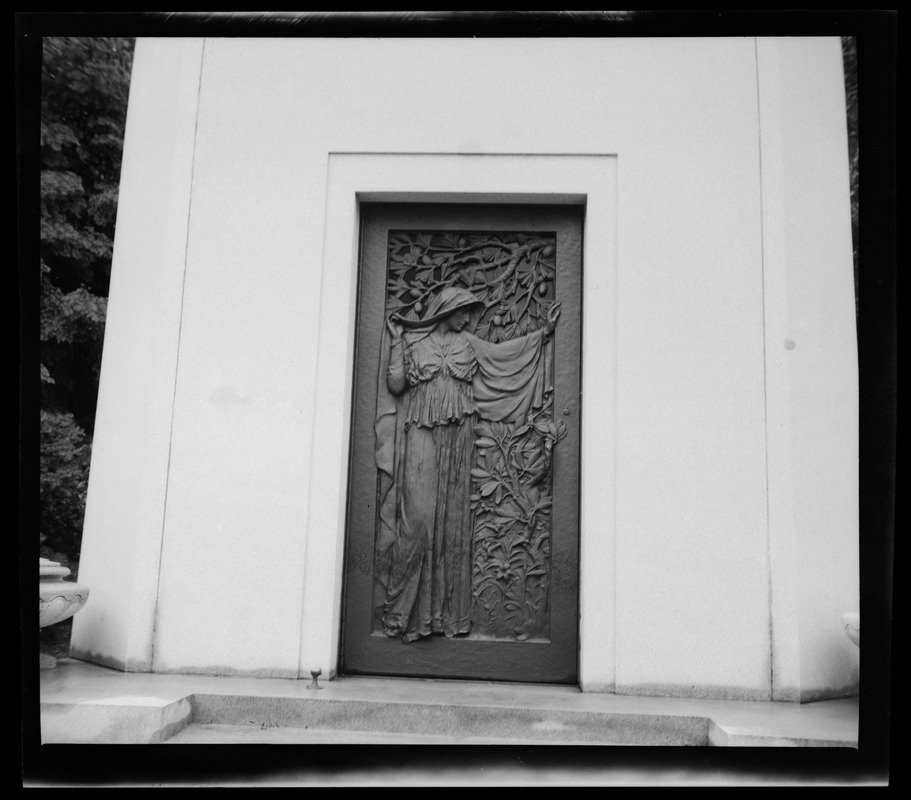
[342,203,582,684]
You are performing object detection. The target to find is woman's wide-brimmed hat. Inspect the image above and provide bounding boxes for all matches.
[394,286,483,328]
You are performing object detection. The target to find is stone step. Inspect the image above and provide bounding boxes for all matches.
[172,692,708,746]
[165,722,631,745]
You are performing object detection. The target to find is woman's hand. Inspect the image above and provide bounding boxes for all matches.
[545,302,562,335]
[387,315,404,341]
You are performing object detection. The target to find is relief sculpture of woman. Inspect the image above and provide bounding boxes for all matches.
[374,286,561,642]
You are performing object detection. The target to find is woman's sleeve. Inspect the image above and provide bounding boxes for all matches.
[386,338,408,396]
[469,329,552,422]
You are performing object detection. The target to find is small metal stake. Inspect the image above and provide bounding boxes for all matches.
[307,668,322,690]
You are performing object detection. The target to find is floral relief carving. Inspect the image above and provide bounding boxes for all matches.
[470,412,566,640]
[385,231,557,343]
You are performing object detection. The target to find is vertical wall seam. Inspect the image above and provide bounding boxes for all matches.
[295,154,336,680]
[754,37,776,702]
[611,158,619,695]
[150,39,206,670]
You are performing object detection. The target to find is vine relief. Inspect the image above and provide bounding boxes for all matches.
[373,230,565,643]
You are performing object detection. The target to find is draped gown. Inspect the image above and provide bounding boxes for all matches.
[374,325,552,642]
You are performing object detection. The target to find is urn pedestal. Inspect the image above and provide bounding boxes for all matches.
[39,558,90,668]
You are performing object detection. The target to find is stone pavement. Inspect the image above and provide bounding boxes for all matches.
[39,659,858,748]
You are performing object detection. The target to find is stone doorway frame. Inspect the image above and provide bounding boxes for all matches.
[299,152,618,691]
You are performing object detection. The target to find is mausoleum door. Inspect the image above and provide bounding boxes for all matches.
[341,203,582,684]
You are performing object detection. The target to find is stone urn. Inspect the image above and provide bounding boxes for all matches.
[39,558,90,629]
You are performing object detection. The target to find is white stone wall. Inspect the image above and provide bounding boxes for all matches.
[72,36,859,701]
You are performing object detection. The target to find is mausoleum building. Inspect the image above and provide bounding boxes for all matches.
[70,36,859,704]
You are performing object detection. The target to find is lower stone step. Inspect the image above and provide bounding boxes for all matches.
[165,722,629,745]
[176,693,709,746]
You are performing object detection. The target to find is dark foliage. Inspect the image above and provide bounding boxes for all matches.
[842,36,859,315]
[39,37,134,572]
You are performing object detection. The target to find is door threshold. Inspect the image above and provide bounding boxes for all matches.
[334,673,582,691]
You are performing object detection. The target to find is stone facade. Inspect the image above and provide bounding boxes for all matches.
[71,37,858,701]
